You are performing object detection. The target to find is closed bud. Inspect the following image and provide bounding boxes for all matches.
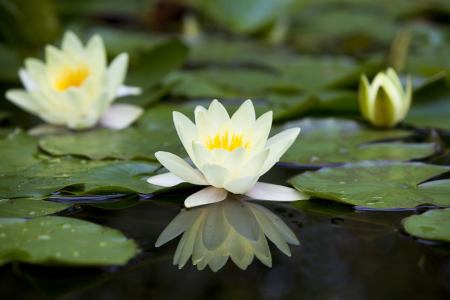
[358,68,412,128]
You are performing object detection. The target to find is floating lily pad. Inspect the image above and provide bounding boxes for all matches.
[0,216,137,266]
[402,209,450,243]
[39,127,185,161]
[289,161,450,209]
[0,199,73,218]
[126,39,189,90]
[405,94,450,132]
[192,0,297,33]
[404,73,450,132]
[0,129,47,173]
[278,118,436,166]
[0,157,164,198]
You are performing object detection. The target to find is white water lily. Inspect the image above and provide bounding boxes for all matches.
[359,68,412,128]
[5,30,143,130]
[156,196,299,271]
[147,99,309,207]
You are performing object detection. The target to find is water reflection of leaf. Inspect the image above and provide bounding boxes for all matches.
[156,195,299,271]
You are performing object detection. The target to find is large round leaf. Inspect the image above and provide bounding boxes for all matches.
[278,118,436,166]
[39,127,185,161]
[403,209,450,243]
[289,161,450,209]
[0,216,137,266]
[0,199,73,218]
[192,0,297,33]
[0,129,47,173]
[0,157,164,198]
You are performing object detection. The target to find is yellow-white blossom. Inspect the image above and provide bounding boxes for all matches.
[147,99,309,207]
[156,196,299,271]
[5,30,143,130]
[359,68,412,128]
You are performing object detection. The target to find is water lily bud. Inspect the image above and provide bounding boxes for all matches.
[5,30,143,130]
[358,68,412,128]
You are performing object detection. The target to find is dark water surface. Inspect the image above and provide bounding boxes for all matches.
[1,166,450,300]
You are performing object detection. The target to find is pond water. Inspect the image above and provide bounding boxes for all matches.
[1,166,449,300]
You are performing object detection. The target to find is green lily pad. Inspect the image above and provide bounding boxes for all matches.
[278,118,436,166]
[288,161,450,209]
[0,157,164,198]
[403,208,450,243]
[38,127,185,161]
[0,216,137,266]
[0,199,73,218]
[403,72,450,132]
[188,39,291,66]
[405,98,450,132]
[192,0,297,34]
[0,129,47,173]
[126,39,189,90]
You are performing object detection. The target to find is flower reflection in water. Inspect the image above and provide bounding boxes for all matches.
[156,195,299,272]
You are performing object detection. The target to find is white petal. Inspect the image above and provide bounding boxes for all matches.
[24,58,48,87]
[265,127,300,148]
[194,105,208,125]
[39,111,79,126]
[5,89,42,114]
[174,111,198,158]
[207,99,230,126]
[251,111,272,155]
[147,172,186,187]
[231,104,252,133]
[222,146,247,178]
[202,164,233,188]
[211,148,229,165]
[45,45,65,70]
[155,151,208,186]
[19,69,40,91]
[185,186,228,208]
[244,182,309,201]
[259,138,292,175]
[174,111,197,136]
[107,53,129,101]
[115,85,142,98]
[223,176,259,194]
[86,34,106,72]
[240,99,256,123]
[239,148,270,178]
[61,30,84,54]
[67,115,98,130]
[196,109,215,135]
[99,103,143,130]
[192,140,213,169]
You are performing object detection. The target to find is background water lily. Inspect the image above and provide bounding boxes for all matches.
[155,196,299,272]
[358,68,412,128]
[5,30,143,130]
[147,99,309,207]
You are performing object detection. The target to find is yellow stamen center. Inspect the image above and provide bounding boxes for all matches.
[205,130,250,151]
[54,65,89,91]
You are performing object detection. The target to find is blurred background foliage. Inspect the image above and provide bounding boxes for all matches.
[1,0,450,132]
